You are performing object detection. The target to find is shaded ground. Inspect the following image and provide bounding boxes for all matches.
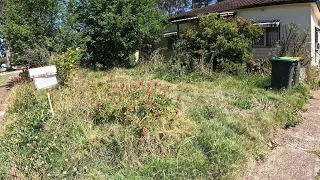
[246,91,320,180]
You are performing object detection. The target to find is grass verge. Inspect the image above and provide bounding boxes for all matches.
[0,67,311,179]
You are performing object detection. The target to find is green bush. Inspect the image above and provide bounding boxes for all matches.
[20,45,50,67]
[305,66,320,90]
[177,14,263,72]
[54,48,82,86]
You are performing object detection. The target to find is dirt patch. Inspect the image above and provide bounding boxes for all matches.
[245,91,320,180]
[0,74,19,133]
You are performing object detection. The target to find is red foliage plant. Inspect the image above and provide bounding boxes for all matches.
[89,76,181,133]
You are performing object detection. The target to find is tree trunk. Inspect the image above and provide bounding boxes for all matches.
[4,39,13,71]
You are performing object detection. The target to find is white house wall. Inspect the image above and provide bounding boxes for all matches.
[237,4,313,61]
[311,4,320,66]
[162,3,320,64]
[237,4,311,30]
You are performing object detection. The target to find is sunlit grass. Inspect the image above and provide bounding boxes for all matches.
[0,67,310,179]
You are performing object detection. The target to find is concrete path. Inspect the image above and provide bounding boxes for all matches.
[246,91,320,180]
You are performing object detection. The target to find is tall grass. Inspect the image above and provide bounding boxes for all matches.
[0,66,310,179]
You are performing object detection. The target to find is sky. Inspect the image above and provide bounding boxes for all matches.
[185,0,218,11]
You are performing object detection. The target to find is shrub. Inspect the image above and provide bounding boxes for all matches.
[177,14,262,72]
[20,45,51,67]
[305,66,320,90]
[54,48,82,86]
[278,24,309,61]
[275,24,311,68]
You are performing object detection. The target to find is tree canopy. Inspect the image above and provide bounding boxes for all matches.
[1,0,63,65]
[156,0,190,16]
[1,0,223,68]
[191,0,214,9]
[156,0,219,15]
[72,0,166,68]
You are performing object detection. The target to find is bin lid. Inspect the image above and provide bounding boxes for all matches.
[270,57,297,62]
[284,56,303,61]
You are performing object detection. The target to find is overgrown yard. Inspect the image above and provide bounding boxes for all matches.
[0,67,310,179]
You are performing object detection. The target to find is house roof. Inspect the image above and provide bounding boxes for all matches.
[169,0,318,22]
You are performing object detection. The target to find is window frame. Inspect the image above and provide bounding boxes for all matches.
[253,29,267,47]
[253,27,280,48]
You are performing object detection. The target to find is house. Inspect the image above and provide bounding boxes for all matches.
[159,0,320,66]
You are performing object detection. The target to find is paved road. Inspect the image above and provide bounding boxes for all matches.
[246,91,320,180]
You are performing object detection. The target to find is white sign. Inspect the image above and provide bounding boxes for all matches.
[29,66,58,90]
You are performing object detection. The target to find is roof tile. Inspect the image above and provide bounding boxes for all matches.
[169,0,316,21]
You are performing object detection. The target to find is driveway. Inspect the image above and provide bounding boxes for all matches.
[246,91,320,180]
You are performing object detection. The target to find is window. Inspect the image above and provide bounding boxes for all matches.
[266,27,279,46]
[254,31,266,46]
[254,27,279,47]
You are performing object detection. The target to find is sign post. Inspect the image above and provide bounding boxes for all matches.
[29,66,58,116]
[47,90,54,116]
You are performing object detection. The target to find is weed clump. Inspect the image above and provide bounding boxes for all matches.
[0,72,194,179]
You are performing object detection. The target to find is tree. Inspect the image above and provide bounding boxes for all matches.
[72,0,166,68]
[191,0,224,9]
[53,0,83,53]
[191,0,214,9]
[1,0,63,66]
[156,0,190,16]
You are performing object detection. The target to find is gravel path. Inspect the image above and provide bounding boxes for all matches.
[246,91,320,180]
